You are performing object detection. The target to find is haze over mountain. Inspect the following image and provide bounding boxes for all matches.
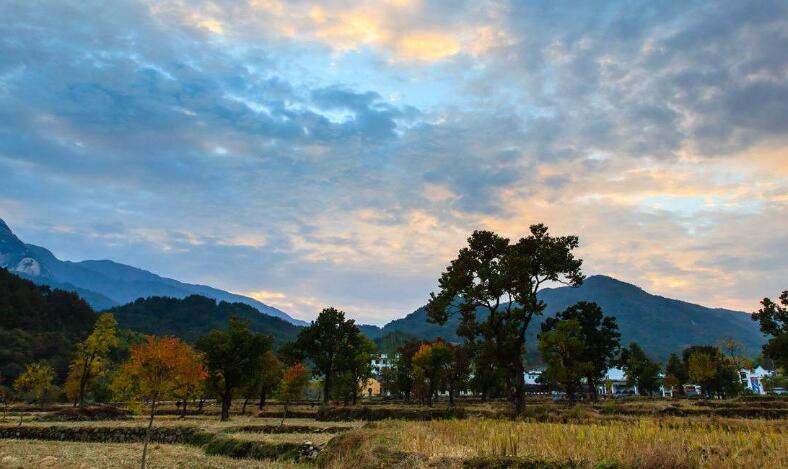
[366,276,765,360]
[0,218,307,326]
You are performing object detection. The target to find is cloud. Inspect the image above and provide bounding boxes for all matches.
[0,0,786,324]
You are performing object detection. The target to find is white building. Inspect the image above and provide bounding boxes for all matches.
[739,366,773,395]
[370,353,396,374]
[524,369,544,385]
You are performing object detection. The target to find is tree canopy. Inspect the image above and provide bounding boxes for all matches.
[426,224,584,414]
[195,317,272,421]
[541,301,620,400]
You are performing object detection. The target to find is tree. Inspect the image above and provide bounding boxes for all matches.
[541,302,619,400]
[469,341,506,400]
[334,335,376,405]
[111,336,206,469]
[427,225,584,414]
[412,341,453,406]
[683,346,740,398]
[394,340,424,401]
[620,342,661,396]
[378,365,396,397]
[752,291,788,372]
[687,351,717,397]
[195,317,271,421]
[0,373,8,422]
[13,362,55,410]
[293,307,366,403]
[277,363,309,426]
[257,351,283,410]
[65,313,119,408]
[538,320,592,402]
[443,343,471,405]
[665,353,687,395]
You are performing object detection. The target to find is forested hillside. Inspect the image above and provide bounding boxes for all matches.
[105,295,302,345]
[0,268,96,381]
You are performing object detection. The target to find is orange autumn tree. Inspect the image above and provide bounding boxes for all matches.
[277,363,309,426]
[112,336,206,469]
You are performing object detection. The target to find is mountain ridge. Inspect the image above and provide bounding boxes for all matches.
[366,274,765,360]
[0,218,307,326]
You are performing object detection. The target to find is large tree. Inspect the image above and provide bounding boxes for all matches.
[752,291,787,372]
[541,301,619,400]
[427,225,584,414]
[294,307,366,403]
[195,317,271,421]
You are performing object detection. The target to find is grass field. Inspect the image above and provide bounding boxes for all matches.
[0,399,785,468]
[0,439,310,468]
[318,416,787,468]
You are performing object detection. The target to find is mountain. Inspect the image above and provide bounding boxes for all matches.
[0,218,307,326]
[369,275,765,360]
[0,268,96,381]
[106,295,301,345]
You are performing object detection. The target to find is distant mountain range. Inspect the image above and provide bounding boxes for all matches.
[363,275,765,360]
[0,217,766,360]
[0,218,307,326]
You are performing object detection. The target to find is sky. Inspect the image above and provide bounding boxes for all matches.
[1,0,786,325]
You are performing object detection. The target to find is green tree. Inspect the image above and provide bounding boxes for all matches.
[665,353,687,394]
[469,341,506,400]
[538,320,592,402]
[394,340,424,401]
[620,342,661,396]
[65,313,119,408]
[257,351,283,410]
[541,302,619,400]
[443,343,471,405]
[427,225,584,414]
[683,345,740,398]
[752,291,787,372]
[195,317,271,421]
[334,335,376,405]
[13,362,56,410]
[293,307,365,403]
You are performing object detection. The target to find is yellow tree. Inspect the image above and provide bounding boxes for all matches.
[14,362,55,423]
[66,313,119,408]
[111,336,207,469]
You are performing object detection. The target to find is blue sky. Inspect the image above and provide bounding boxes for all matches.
[1,0,787,324]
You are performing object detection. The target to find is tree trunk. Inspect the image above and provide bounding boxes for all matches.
[78,354,95,409]
[220,391,232,422]
[242,397,249,415]
[280,401,288,427]
[587,375,598,401]
[198,398,204,412]
[180,399,187,418]
[258,389,267,410]
[511,359,526,416]
[448,383,455,405]
[141,398,157,469]
[323,373,332,404]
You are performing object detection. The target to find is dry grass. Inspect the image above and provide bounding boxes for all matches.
[228,432,336,446]
[392,417,787,468]
[0,415,361,432]
[0,439,311,469]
